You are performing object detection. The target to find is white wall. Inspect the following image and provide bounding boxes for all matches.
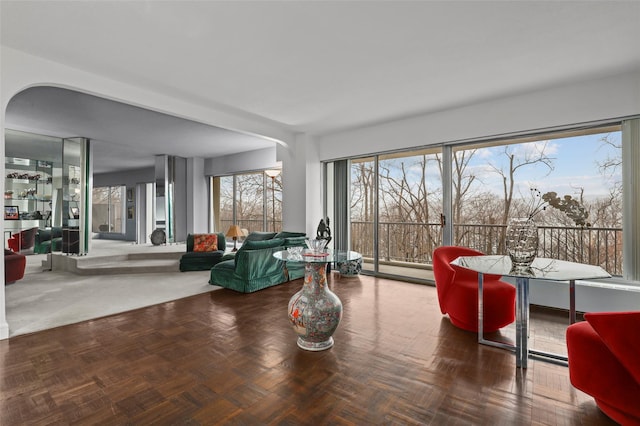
[187,157,208,234]
[204,147,279,176]
[172,156,188,242]
[503,277,640,313]
[94,167,155,187]
[277,133,321,236]
[317,70,640,161]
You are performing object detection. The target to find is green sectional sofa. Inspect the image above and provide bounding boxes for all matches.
[179,232,227,272]
[34,227,63,254]
[209,231,306,293]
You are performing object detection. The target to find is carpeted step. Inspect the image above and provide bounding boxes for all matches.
[74,258,180,275]
[52,252,183,275]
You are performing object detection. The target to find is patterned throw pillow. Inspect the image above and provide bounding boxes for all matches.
[193,234,218,252]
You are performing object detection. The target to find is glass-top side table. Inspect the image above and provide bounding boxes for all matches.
[274,249,362,264]
[451,255,610,368]
[274,249,361,351]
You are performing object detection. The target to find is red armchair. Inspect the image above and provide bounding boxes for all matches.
[4,249,26,284]
[432,246,516,333]
[7,227,38,252]
[566,311,640,425]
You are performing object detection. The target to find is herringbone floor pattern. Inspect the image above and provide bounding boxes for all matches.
[0,274,614,425]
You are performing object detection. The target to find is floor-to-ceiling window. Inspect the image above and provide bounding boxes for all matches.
[451,125,622,275]
[349,148,443,281]
[217,176,234,232]
[350,157,376,271]
[378,149,443,278]
[92,185,125,233]
[213,169,281,235]
[333,121,629,283]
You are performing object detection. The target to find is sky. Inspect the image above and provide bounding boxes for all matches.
[360,132,621,199]
[466,131,622,201]
[352,129,622,217]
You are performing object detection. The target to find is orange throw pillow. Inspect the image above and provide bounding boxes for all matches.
[193,234,218,252]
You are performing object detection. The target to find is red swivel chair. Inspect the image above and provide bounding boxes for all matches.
[432,246,516,333]
[4,249,26,284]
[566,311,640,425]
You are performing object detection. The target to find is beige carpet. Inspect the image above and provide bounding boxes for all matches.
[5,241,222,337]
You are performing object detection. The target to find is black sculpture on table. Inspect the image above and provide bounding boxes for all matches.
[317,217,332,272]
[317,217,332,246]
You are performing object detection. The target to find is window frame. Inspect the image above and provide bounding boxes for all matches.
[91,185,126,234]
[211,169,282,234]
[326,118,640,286]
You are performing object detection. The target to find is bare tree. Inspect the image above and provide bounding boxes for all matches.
[235,173,265,230]
[350,161,376,256]
[451,150,478,225]
[488,141,555,224]
[455,191,504,252]
[350,161,375,222]
[594,133,623,228]
[433,149,483,252]
[597,133,622,176]
[378,156,435,262]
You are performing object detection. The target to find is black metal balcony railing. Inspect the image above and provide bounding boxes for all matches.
[218,219,623,276]
[351,221,623,276]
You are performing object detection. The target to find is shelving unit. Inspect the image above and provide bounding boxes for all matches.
[4,131,90,258]
[61,163,81,254]
[4,158,54,230]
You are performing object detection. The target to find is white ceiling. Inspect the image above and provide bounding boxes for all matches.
[2,1,640,173]
[5,87,277,173]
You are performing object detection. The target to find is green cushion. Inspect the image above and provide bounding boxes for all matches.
[35,227,62,243]
[179,250,225,271]
[181,251,223,260]
[283,236,306,248]
[235,238,284,267]
[37,229,52,241]
[221,252,236,261]
[245,231,277,241]
[212,259,235,271]
[241,238,284,251]
[275,231,306,239]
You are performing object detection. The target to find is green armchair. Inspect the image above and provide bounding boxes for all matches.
[179,233,227,272]
[34,227,63,254]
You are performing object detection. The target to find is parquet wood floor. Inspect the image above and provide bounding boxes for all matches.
[0,274,615,425]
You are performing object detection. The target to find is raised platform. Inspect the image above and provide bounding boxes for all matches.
[48,240,185,275]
